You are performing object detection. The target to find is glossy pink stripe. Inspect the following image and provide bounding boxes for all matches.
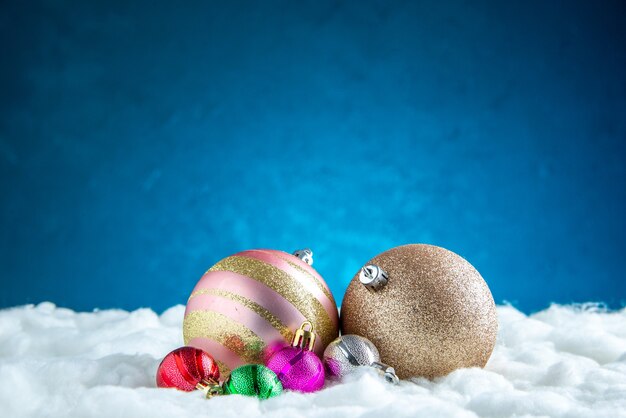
[238,250,339,328]
[187,337,244,372]
[189,270,324,354]
[185,294,284,344]
[190,270,306,328]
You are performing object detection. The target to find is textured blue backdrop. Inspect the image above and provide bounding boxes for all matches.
[1,1,625,313]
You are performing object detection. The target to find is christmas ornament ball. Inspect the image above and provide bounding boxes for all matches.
[341,244,498,379]
[183,249,339,376]
[266,347,325,392]
[266,322,325,392]
[223,364,283,399]
[156,347,220,391]
[323,335,380,379]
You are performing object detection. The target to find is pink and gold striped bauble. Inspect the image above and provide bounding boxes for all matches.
[183,249,339,377]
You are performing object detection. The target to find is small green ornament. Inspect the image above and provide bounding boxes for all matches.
[223,364,283,399]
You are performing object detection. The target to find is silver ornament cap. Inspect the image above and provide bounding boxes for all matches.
[359,264,389,291]
[371,361,400,384]
[292,248,314,265]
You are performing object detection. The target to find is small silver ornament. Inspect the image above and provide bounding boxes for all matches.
[323,335,399,383]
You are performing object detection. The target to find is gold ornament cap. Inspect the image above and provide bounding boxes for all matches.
[196,378,223,398]
[292,321,316,351]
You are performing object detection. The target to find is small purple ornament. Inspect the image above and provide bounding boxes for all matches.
[266,321,325,392]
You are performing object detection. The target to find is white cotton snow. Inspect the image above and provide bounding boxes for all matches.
[1,302,625,418]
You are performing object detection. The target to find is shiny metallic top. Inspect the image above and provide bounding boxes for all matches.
[371,361,400,384]
[292,248,314,265]
[359,264,389,291]
[292,321,316,351]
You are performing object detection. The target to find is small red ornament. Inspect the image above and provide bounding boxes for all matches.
[156,347,220,392]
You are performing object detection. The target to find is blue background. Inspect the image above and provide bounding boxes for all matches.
[1,1,625,313]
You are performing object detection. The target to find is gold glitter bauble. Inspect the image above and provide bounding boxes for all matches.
[341,244,498,379]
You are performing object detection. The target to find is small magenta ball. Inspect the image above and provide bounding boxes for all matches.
[266,346,325,392]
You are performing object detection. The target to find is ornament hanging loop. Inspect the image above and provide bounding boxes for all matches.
[359,264,389,291]
[292,321,316,351]
[292,248,314,265]
[196,378,223,398]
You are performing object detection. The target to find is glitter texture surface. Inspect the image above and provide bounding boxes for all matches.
[183,310,265,364]
[206,254,338,347]
[341,244,498,379]
[188,288,292,340]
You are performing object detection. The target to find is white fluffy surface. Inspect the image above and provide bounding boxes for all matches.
[1,303,625,418]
